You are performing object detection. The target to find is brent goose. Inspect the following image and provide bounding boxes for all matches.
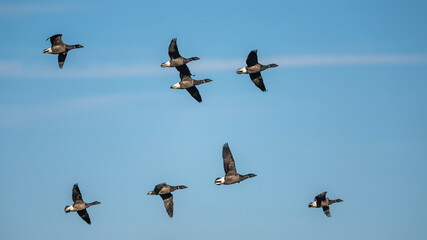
[64,184,100,224]
[215,143,256,185]
[308,191,343,217]
[171,64,212,102]
[147,183,187,218]
[236,50,278,92]
[161,38,200,68]
[43,34,83,69]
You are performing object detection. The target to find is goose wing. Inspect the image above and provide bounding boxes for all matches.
[72,184,83,203]
[315,192,327,202]
[249,72,266,92]
[322,206,331,217]
[77,209,91,224]
[246,50,258,67]
[177,64,192,78]
[58,52,67,69]
[315,191,327,206]
[168,38,181,59]
[161,193,174,218]
[186,86,202,103]
[222,143,237,174]
[47,34,64,46]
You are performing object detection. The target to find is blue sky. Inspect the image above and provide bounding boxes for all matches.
[0,0,426,239]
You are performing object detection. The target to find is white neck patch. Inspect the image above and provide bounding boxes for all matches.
[171,82,181,89]
[215,177,225,185]
[66,205,76,212]
[162,60,171,67]
[237,67,247,73]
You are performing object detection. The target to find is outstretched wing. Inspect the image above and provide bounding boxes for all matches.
[168,38,181,59]
[47,34,64,46]
[177,64,192,78]
[72,184,83,203]
[161,193,174,218]
[186,86,202,103]
[315,192,327,202]
[246,50,258,67]
[249,72,266,92]
[222,143,237,174]
[322,206,331,217]
[58,52,67,69]
[77,209,91,224]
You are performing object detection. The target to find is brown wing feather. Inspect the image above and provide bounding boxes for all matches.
[315,192,327,202]
[168,38,181,59]
[177,64,192,78]
[222,143,237,174]
[161,193,174,218]
[246,50,258,67]
[48,34,64,46]
[72,184,83,202]
[249,72,266,92]
[322,206,331,217]
[77,209,91,224]
[186,86,202,103]
[58,52,67,69]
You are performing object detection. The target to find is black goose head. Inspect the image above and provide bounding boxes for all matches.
[64,205,71,213]
[214,177,225,185]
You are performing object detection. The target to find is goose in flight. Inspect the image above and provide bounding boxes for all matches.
[161,38,200,68]
[43,34,83,69]
[215,143,257,185]
[147,183,188,218]
[308,191,343,217]
[171,64,212,103]
[236,50,278,92]
[64,184,101,224]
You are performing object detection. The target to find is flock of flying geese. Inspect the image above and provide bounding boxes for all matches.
[44,34,343,224]
[43,35,278,101]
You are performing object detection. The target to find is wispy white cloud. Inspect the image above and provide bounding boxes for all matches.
[0,3,72,16]
[193,54,427,71]
[0,94,142,127]
[269,54,427,67]
[0,61,165,79]
[1,54,426,79]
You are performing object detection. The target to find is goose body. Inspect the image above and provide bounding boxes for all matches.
[147,183,187,218]
[161,38,199,68]
[215,143,256,185]
[43,34,83,69]
[308,191,343,217]
[171,64,212,102]
[64,184,101,224]
[236,50,278,92]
